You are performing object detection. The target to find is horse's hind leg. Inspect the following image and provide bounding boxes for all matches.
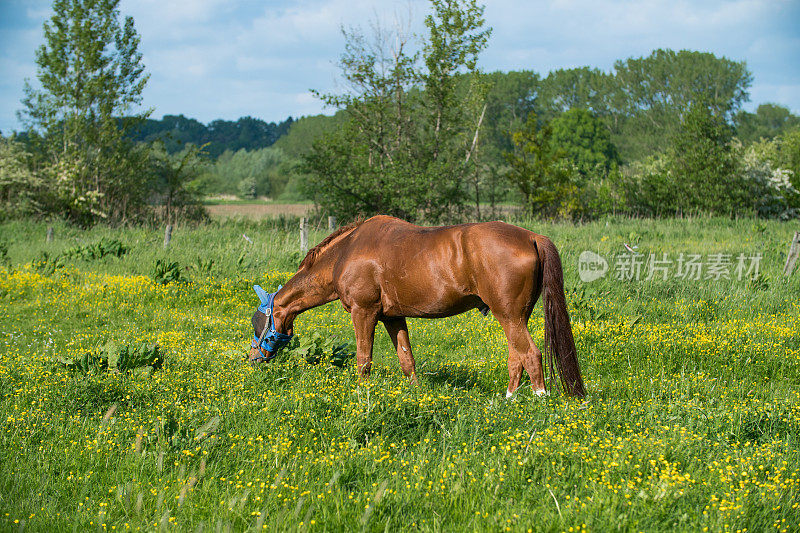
[506,351,524,398]
[382,317,417,383]
[497,316,546,397]
[351,306,378,379]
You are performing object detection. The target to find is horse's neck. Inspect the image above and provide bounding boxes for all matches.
[276,227,356,323]
[276,254,337,321]
[282,265,334,308]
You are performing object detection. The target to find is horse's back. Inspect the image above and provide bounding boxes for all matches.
[333,216,542,318]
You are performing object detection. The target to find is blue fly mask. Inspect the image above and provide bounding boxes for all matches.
[251,284,293,362]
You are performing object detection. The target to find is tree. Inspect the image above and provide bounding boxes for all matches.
[537,67,611,121]
[481,70,538,160]
[610,49,752,161]
[777,128,800,194]
[273,113,348,159]
[304,0,492,223]
[670,100,742,214]
[0,137,43,218]
[549,108,620,179]
[198,146,298,199]
[148,143,207,225]
[504,113,571,217]
[735,104,800,144]
[18,0,149,223]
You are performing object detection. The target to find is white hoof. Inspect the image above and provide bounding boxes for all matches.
[506,389,514,399]
[533,388,549,397]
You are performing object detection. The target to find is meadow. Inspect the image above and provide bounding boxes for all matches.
[0,216,798,532]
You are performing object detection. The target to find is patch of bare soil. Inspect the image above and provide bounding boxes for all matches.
[205,203,312,219]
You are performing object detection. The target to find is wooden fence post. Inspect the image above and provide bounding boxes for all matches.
[163,225,172,249]
[328,216,337,231]
[300,218,308,253]
[46,226,54,243]
[783,231,800,277]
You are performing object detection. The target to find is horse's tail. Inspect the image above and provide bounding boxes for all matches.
[534,235,587,398]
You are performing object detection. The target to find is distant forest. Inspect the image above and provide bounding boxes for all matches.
[129,52,799,211]
[129,115,296,159]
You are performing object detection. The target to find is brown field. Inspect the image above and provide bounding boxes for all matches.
[204,203,312,219]
[204,201,523,221]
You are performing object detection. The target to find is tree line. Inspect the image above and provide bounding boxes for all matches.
[129,115,295,159]
[1,0,798,226]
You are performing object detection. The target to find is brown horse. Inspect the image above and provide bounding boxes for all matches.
[249,215,586,398]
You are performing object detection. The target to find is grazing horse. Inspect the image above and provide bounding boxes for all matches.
[249,215,586,398]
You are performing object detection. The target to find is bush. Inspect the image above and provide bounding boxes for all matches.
[0,138,43,219]
[286,331,355,368]
[739,140,797,219]
[113,342,162,372]
[62,238,128,260]
[152,259,187,285]
[32,251,67,275]
[237,176,257,199]
[57,341,162,374]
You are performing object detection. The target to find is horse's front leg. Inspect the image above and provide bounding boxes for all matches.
[383,317,417,384]
[351,306,378,379]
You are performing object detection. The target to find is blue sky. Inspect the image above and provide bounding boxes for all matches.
[1,0,798,134]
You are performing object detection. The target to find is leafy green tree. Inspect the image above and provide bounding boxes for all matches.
[130,115,295,158]
[777,128,800,194]
[610,49,751,161]
[237,176,257,199]
[481,70,538,159]
[273,113,348,159]
[421,0,492,221]
[670,100,742,214]
[537,67,611,121]
[750,127,800,210]
[621,153,681,216]
[198,146,299,199]
[305,0,492,223]
[549,108,620,179]
[148,143,206,225]
[19,0,149,224]
[0,137,43,218]
[131,114,206,154]
[735,104,800,144]
[504,113,572,217]
[526,49,753,162]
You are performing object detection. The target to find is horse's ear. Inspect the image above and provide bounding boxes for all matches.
[253,285,270,305]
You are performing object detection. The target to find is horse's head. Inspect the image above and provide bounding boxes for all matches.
[249,284,293,363]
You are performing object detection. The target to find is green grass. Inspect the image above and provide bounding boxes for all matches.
[0,216,798,532]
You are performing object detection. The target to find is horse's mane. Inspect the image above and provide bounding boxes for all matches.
[298,219,364,271]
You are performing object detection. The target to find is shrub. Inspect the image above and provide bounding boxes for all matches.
[287,331,355,368]
[152,259,187,285]
[32,251,67,275]
[62,238,128,260]
[57,342,162,374]
[113,342,162,372]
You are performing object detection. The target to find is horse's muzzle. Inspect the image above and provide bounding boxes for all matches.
[249,339,278,363]
[248,344,272,363]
